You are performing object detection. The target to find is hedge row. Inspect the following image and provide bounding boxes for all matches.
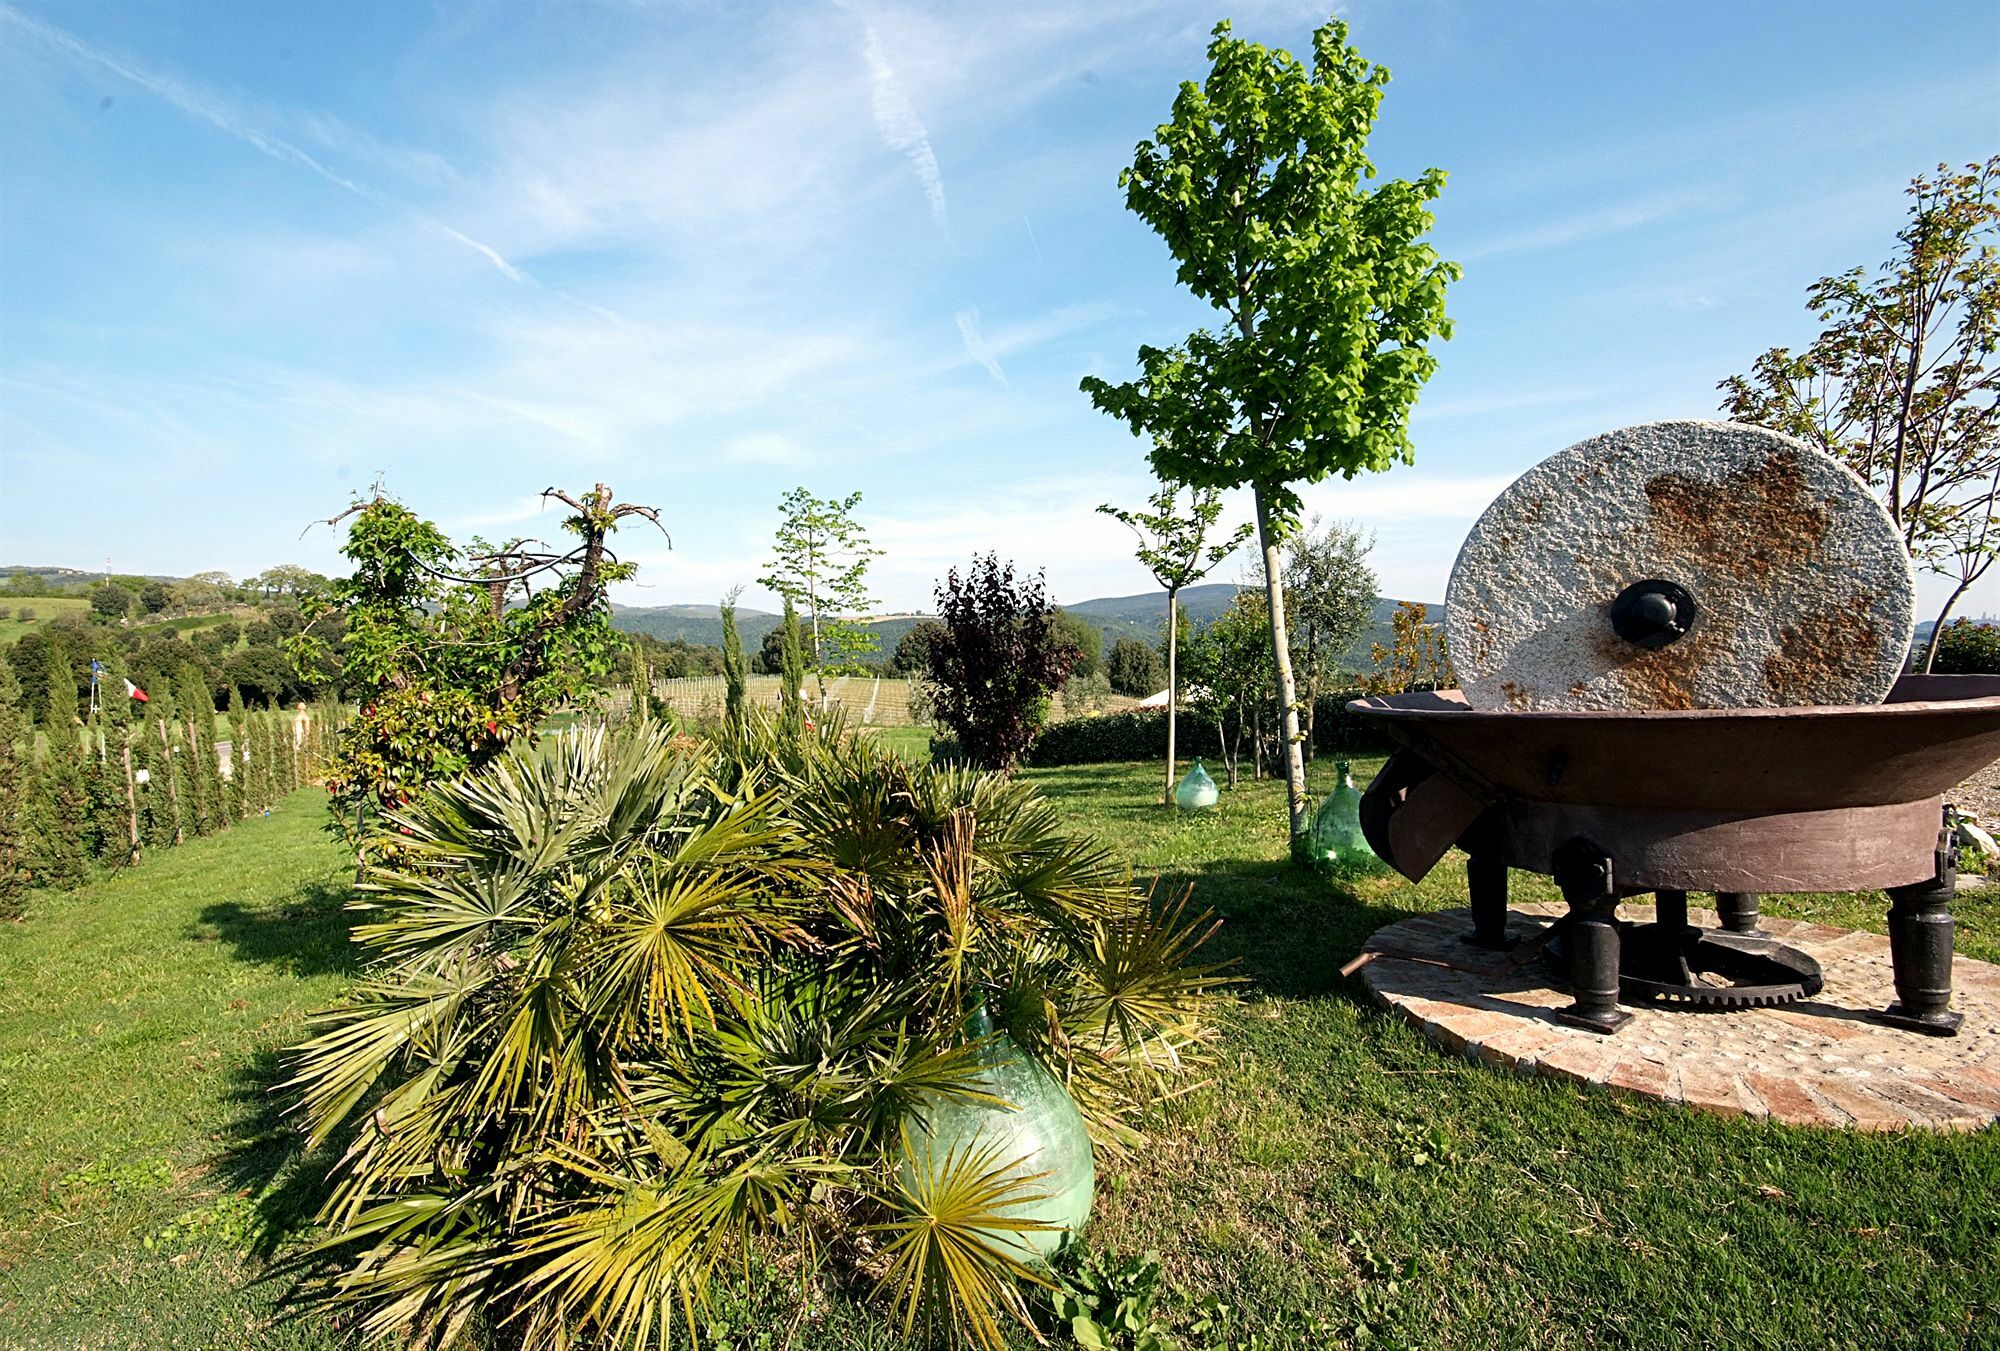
[1026,691,1395,767]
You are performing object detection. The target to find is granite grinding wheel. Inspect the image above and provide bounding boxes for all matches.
[1444,420,1915,712]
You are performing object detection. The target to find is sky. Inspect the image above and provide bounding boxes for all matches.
[1,0,1996,624]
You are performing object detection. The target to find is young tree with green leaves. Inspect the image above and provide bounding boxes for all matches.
[758,487,883,678]
[1099,479,1252,803]
[1284,516,1379,757]
[291,483,662,842]
[1081,19,1456,850]
[1720,157,2000,671]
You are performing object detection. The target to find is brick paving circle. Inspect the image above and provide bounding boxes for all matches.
[1357,902,2000,1130]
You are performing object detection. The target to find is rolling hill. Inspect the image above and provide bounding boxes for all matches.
[611,585,1434,671]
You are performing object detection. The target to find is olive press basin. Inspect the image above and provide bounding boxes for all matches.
[1345,675,2000,893]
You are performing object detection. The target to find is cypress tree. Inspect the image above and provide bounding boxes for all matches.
[720,597,747,734]
[225,685,249,819]
[28,739,90,890]
[779,598,805,740]
[0,654,31,916]
[176,665,220,834]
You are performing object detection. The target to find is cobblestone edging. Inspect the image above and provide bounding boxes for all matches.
[1357,903,2000,1131]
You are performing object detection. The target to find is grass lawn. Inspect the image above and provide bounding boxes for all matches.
[1,760,1995,1348]
[0,597,91,645]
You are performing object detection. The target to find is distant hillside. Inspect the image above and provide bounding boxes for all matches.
[612,586,1437,673]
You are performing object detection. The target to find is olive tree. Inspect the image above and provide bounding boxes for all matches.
[1082,19,1457,850]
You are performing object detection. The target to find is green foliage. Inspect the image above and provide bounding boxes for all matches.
[1933,618,2000,673]
[89,583,132,620]
[1079,18,1457,521]
[1054,609,1107,679]
[1043,1246,1174,1351]
[283,719,1223,1349]
[1027,695,1388,768]
[926,554,1082,772]
[139,581,172,614]
[1362,601,1453,695]
[778,597,806,737]
[887,620,943,677]
[294,485,656,837]
[720,595,749,732]
[758,487,883,669]
[0,653,28,914]
[1721,157,2000,668]
[1179,593,1278,786]
[1081,17,1455,841]
[1107,638,1165,697]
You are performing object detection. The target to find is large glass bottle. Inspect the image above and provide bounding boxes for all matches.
[1174,758,1219,811]
[1310,759,1380,873]
[897,1007,1095,1263]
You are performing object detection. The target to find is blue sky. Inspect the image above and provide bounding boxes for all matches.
[2,0,1996,623]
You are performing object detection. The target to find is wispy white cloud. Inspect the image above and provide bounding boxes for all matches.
[862,21,949,231]
[953,308,1007,386]
[1456,190,1704,261]
[0,3,528,284]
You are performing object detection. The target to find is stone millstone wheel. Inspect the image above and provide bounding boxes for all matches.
[1444,420,1915,712]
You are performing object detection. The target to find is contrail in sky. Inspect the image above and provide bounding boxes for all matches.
[0,1,528,284]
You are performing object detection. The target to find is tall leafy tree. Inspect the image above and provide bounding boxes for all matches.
[1721,157,2000,671]
[1081,19,1456,850]
[1098,479,1252,803]
[758,487,883,676]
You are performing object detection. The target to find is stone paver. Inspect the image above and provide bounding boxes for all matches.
[1358,902,2000,1131]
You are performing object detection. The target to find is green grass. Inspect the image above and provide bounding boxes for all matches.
[1020,757,1999,1349]
[1,760,1995,1349]
[0,596,91,644]
[0,792,354,1350]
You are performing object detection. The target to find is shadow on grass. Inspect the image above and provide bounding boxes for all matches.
[1147,856,1429,1001]
[194,876,361,978]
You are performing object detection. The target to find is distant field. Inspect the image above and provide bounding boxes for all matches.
[0,595,90,643]
[628,675,1138,728]
[0,601,265,648]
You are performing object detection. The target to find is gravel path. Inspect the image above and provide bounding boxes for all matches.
[1953,760,2000,825]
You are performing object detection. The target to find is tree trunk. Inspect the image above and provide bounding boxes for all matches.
[1164,587,1179,806]
[121,739,139,864]
[1920,581,1977,673]
[1253,486,1310,851]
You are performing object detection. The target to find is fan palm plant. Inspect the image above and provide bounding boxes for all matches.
[285,715,1225,1348]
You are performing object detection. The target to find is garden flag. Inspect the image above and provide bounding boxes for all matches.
[125,677,149,703]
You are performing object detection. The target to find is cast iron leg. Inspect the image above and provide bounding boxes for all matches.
[1715,892,1762,936]
[1553,839,1631,1034]
[1465,854,1511,950]
[1879,825,1962,1037]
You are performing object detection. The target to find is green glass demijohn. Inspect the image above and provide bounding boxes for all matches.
[1310,760,1380,873]
[1174,758,1219,811]
[897,1005,1095,1264]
